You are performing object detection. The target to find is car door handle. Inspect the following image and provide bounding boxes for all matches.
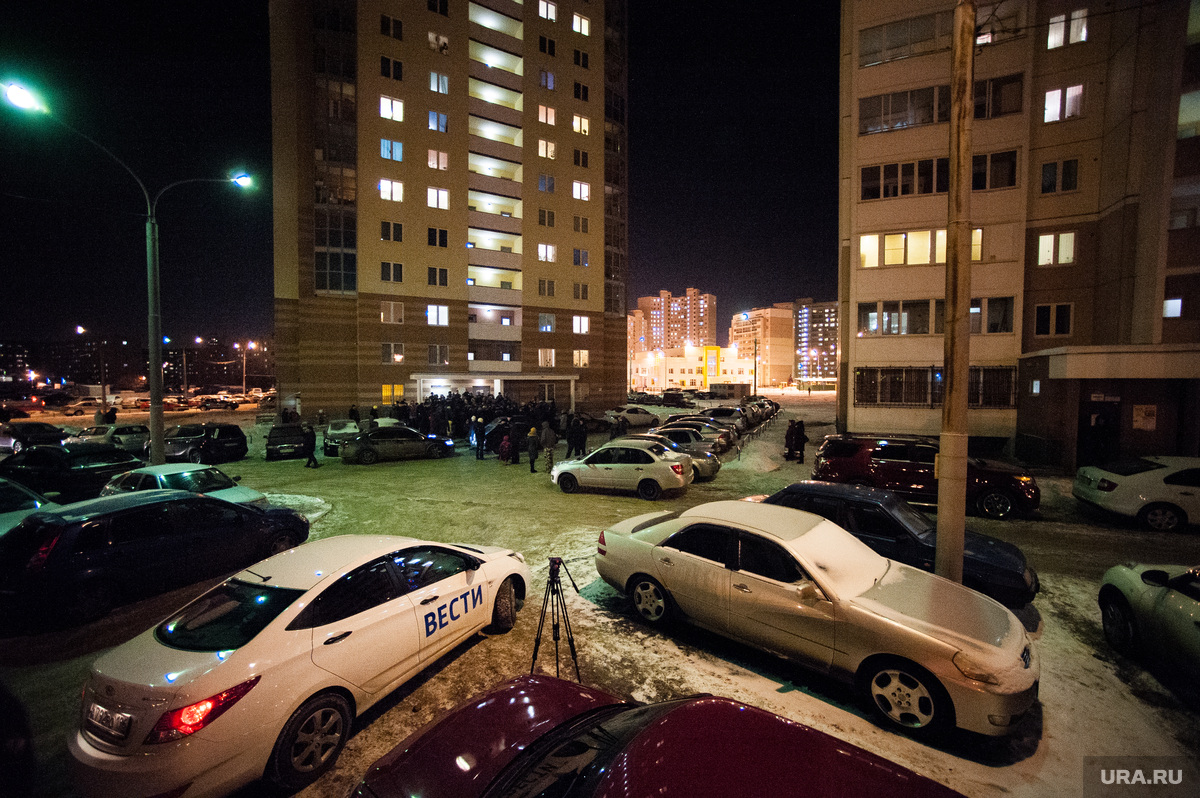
[323,631,352,645]
[733,583,752,593]
[659,557,674,567]
[420,595,440,605]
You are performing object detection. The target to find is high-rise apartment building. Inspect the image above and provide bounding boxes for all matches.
[270,0,628,413]
[840,0,1200,466]
[633,288,717,351]
[795,298,838,384]
[727,303,795,389]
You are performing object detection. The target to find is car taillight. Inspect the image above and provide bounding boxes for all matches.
[1096,479,1118,492]
[597,530,606,556]
[145,676,261,744]
[26,529,64,572]
[671,464,683,475]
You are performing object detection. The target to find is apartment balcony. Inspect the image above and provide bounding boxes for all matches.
[469,321,523,341]
[467,247,522,270]
[468,170,523,199]
[470,0,523,19]
[469,96,521,130]
[469,57,522,94]
[468,209,521,235]
[469,359,522,373]
[468,283,523,305]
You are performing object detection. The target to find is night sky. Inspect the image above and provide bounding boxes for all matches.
[1,2,839,346]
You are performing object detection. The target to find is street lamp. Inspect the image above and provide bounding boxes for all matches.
[234,341,257,395]
[4,82,251,464]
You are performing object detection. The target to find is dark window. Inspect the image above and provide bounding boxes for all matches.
[665,524,734,566]
[573,82,589,101]
[428,227,448,247]
[381,14,402,39]
[573,149,589,167]
[1164,469,1200,488]
[573,49,589,68]
[539,35,556,56]
[291,558,399,628]
[427,267,448,286]
[427,0,448,15]
[738,534,804,583]
[390,546,475,593]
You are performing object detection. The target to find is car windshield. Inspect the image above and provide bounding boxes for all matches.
[1098,458,1167,477]
[166,425,206,439]
[485,701,685,798]
[160,468,237,492]
[892,500,936,540]
[155,579,305,652]
[0,481,45,512]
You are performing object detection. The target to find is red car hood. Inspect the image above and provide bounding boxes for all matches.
[355,675,620,798]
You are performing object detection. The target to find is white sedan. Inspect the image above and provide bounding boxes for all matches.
[68,535,532,798]
[1073,456,1200,531]
[551,438,693,500]
[595,501,1039,737]
[604,406,661,428]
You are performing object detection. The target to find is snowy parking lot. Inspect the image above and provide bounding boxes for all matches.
[3,391,1199,797]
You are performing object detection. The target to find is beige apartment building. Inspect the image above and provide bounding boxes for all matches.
[795,297,838,385]
[727,303,795,389]
[840,0,1200,466]
[269,0,628,414]
[631,288,718,353]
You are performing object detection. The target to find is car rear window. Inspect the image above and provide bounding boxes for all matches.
[1099,458,1166,477]
[818,440,862,459]
[160,468,236,492]
[166,425,206,439]
[155,580,305,651]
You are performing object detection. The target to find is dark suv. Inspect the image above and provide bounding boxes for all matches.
[810,434,1040,520]
[754,481,1039,607]
[158,423,248,464]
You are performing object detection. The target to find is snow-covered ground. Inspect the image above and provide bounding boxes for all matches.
[4,390,1198,798]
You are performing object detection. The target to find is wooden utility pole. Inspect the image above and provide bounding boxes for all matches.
[936,0,976,584]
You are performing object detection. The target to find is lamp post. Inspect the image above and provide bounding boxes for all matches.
[4,82,251,464]
[234,341,257,395]
[181,336,203,398]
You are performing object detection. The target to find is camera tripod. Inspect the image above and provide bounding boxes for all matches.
[530,556,581,681]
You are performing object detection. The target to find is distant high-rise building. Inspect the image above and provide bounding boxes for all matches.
[794,298,837,384]
[727,303,795,389]
[633,288,717,352]
[270,0,628,412]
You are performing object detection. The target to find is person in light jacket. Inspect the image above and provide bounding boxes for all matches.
[539,420,558,472]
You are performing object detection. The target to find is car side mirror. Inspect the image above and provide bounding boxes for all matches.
[233,476,242,483]
[1141,569,1170,588]
[796,581,821,604]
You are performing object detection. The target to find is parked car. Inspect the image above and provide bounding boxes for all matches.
[704,405,751,434]
[483,415,535,454]
[604,406,661,428]
[656,420,736,451]
[0,421,69,454]
[0,443,143,503]
[644,424,725,455]
[618,433,721,482]
[265,424,308,461]
[347,674,966,798]
[811,434,1040,520]
[65,424,150,453]
[0,489,309,622]
[102,463,268,508]
[199,396,239,410]
[1099,562,1200,681]
[61,397,106,417]
[67,534,531,797]
[572,410,614,433]
[663,413,743,438]
[551,438,693,500]
[660,390,695,408]
[1073,456,1200,531]
[595,500,1040,737]
[341,425,455,464]
[0,476,59,537]
[750,481,1039,607]
[158,423,248,464]
[322,418,362,456]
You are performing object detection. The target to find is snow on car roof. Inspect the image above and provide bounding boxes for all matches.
[233,534,425,591]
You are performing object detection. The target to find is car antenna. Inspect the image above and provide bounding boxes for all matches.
[244,569,272,582]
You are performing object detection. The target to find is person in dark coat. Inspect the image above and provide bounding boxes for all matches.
[539,420,558,471]
[784,420,798,460]
[795,420,810,463]
[473,416,487,459]
[525,426,541,472]
[302,424,320,468]
[566,418,587,458]
[348,404,361,423]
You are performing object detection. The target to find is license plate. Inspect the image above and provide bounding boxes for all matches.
[86,701,133,740]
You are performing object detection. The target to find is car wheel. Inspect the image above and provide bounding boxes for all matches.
[558,473,579,494]
[637,479,663,501]
[692,466,702,483]
[187,449,203,464]
[861,658,953,736]
[11,440,22,454]
[976,490,1015,520]
[1138,503,1186,532]
[358,449,379,465]
[264,532,297,557]
[427,444,447,458]
[629,575,671,624]
[491,577,518,631]
[265,693,351,792]
[1100,590,1138,653]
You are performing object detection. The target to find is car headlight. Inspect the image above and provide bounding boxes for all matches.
[1014,475,1034,485]
[953,651,1000,684]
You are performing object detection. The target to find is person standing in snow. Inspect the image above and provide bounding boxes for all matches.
[539,420,558,472]
[525,426,541,473]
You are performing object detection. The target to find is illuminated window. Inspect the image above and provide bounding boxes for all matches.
[539,1,556,21]
[538,243,557,262]
[427,305,449,326]
[860,228,981,267]
[539,105,556,125]
[860,235,879,269]
[1048,10,1087,49]
[380,96,403,121]
[427,187,449,209]
[381,343,404,363]
[1037,232,1075,266]
[572,114,589,135]
[539,348,556,367]
[380,139,403,161]
[884,234,906,265]
[539,313,555,332]
[1044,85,1083,123]
[429,72,449,94]
[572,13,590,35]
[428,32,449,54]
[1164,298,1183,318]
[380,179,403,202]
[428,150,448,170]
[540,70,555,89]
[538,139,556,159]
[381,301,404,324]
[572,181,590,201]
[428,111,447,132]
[573,315,590,334]
[573,349,590,367]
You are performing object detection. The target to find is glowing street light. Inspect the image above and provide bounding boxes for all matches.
[234,341,257,395]
[4,81,251,464]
